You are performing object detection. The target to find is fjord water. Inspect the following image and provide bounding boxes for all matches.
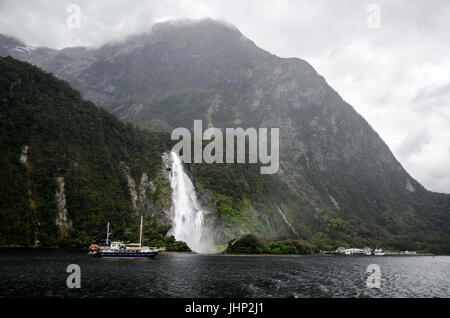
[1,249,449,298]
[169,152,214,254]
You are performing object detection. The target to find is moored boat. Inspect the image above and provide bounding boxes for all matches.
[89,216,161,259]
[374,248,386,256]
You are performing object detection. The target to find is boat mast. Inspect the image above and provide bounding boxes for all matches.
[106,222,110,245]
[139,215,143,248]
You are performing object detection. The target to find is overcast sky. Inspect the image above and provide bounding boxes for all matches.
[1,0,449,193]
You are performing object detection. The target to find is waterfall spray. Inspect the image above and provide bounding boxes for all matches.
[170,151,215,253]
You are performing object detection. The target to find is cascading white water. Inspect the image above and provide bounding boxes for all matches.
[169,151,215,254]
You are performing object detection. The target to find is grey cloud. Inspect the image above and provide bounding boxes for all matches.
[412,83,450,113]
[396,128,431,160]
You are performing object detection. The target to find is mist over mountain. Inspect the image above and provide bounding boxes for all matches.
[1,18,449,252]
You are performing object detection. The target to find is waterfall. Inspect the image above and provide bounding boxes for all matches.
[169,151,215,254]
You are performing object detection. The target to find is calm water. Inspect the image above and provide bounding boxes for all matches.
[0,249,449,298]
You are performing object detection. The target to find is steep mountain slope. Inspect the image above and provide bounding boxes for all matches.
[0,56,174,247]
[1,19,449,252]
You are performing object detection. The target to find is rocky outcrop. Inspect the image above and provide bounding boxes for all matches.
[18,144,39,245]
[406,179,416,192]
[120,160,172,227]
[19,145,28,166]
[121,164,139,214]
[55,176,72,236]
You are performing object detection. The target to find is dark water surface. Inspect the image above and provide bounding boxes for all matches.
[0,249,449,297]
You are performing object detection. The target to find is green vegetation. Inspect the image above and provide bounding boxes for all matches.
[163,236,192,252]
[226,234,267,254]
[0,56,174,247]
[192,160,314,240]
[266,239,318,254]
[225,234,318,254]
[139,222,191,251]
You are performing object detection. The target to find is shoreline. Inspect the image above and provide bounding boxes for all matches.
[208,253,437,257]
[0,246,440,257]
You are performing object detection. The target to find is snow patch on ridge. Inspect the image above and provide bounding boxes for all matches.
[406,179,416,192]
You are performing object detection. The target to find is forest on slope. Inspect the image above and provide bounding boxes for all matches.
[0,56,179,248]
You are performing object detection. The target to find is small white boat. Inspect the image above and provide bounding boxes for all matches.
[374,248,386,256]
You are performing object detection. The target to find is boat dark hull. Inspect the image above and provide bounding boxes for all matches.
[91,251,159,259]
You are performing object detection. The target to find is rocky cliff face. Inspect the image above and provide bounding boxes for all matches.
[1,19,449,252]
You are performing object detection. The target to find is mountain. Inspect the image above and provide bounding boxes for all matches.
[0,56,178,248]
[1,19,449,253]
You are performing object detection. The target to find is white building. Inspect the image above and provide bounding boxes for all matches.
[344,248,364,255]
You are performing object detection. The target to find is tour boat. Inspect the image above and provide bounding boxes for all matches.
[89,216,160,259]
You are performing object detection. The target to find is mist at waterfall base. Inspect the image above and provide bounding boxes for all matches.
[169,151,215,254]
